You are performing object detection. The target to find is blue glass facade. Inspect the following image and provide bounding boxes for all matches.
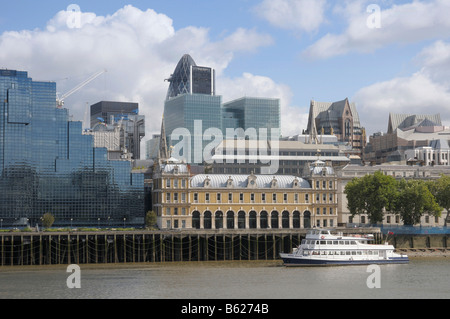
[222,97,280,137]
[0,70,144,227]
[164,94,222,163]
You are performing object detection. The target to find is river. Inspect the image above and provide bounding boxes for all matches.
[0,258,448,299]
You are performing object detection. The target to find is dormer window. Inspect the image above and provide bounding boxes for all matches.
[227,176,233,188]
[204,176,211,188]
[271,177,278,188]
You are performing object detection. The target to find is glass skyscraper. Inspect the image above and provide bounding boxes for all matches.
[164,55,221,163]
[0,70,144,227]
[222,97,280,138]
[163,54,281,164]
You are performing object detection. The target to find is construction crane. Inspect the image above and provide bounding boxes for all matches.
[56,69,107,108]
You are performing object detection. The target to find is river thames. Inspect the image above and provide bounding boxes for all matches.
[0,258,448,299]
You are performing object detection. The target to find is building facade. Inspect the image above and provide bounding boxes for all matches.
[152,158,338,230]
[306,98,366,155]
[90,101,145,159]
[222,97,280,139]
[0,70,145,227]
[364,113,450,164]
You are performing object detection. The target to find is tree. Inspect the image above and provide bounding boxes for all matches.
[145,210,157,229]
[428,175,450,226]
[392,179,441,226]
[42,213,55,229]
[344,171,397,224]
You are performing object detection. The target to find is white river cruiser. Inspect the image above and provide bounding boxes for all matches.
[280,229,409,266]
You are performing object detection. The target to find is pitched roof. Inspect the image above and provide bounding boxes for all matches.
[388,113,442,133]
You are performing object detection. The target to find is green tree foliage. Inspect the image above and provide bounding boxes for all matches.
[42,213,55,229]
[345,173,446,226]
[145,210,157,229]
[344,171,397,224]
[392,180,441,226]
[427,175,450,226]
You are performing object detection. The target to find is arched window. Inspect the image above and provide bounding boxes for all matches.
[282,211,290,229]
[192,211,200,229]
[271,211,279,229]
[293,211,300,228]
[238,211,246,229]
[226,211,235,229]
[249,211,257,229]
[304,210,311,229]
[204,211,212,229]
[215,211,223,229]
[260,211,268,229]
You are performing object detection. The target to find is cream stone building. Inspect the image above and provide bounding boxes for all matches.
[152,158,338,230]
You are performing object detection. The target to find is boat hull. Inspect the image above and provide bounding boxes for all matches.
[281,255,409,267]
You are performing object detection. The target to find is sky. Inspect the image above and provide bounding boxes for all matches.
[1,0,450,153]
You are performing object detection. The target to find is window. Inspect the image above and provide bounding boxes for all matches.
[194,193,198,203]
[329,181,333,189]
[166,193,171,203]
[323,181,326,189]
[181,208,186,215]
[262,193,266,202]
[217,193,221,203]
[272,193,277,203]
[239,193,244,203]
[173,179,178,188]
[323,208,327,215]
[294,193,298,203]
[305,194,309,203]
[250,193,255,203]
[228,193,233,202]
[166,179,171,188]
[283,193,288,203]
[205,193,210,203]
[181,193,186,203]
[316,181,320,189]
[181,179,186,188]
[174,207,178,215]
[173,193,178,202]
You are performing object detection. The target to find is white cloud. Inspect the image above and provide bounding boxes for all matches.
[353,40,450,135]
[304,0,450,59]
[254,0,327,33]
[0,5,281,157]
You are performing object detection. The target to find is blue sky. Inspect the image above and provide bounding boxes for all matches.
[1,0,450,141]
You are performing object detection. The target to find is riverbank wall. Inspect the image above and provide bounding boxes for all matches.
[0,228,381,266]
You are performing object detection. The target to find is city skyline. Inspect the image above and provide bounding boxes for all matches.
[1,0,450,147]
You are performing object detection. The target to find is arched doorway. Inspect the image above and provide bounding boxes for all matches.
[249,211,257,229]
[260,211,268,229]
[238,211,246,229]
[304,210,311,229]
[215,211,224,229]
[192,211,200,229]
[204,211,212,229]
[282,211,290,229]
[271,211,279,229]
[226,211,235,229]
[293,211,300,228]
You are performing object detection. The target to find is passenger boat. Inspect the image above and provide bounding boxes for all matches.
[280,229,409,266]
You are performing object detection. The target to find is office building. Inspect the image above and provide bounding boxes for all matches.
[222,97,280,138]
[364,113,450,164]
[90,101,145,159]
[0,70,144,227]
[164,54,222,164]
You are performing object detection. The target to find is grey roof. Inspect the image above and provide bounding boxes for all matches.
[190,174,311,189]
[430,139,450,150]
[308,98,362,132]
[388,113,442,133]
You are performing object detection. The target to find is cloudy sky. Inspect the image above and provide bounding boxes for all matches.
[1,0,450,150]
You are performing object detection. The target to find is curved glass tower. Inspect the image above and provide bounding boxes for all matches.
[165,54,215,100]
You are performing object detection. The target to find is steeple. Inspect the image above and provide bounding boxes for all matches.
[158,114,169,161]
[307,100,321,144]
